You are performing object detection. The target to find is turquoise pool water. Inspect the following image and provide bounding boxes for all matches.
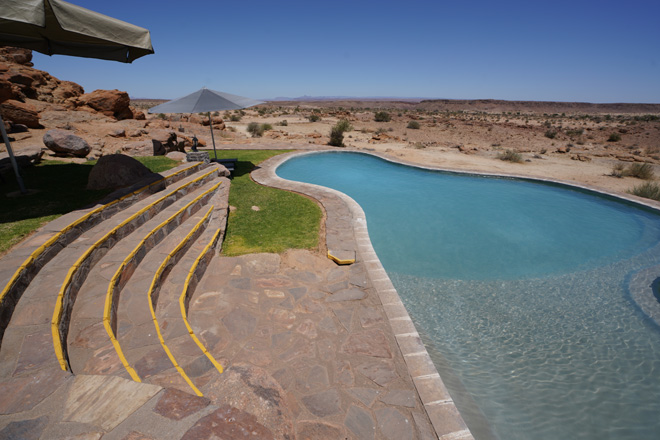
[277,151,660,440]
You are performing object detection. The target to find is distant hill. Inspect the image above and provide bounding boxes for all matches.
[264,98,660,114]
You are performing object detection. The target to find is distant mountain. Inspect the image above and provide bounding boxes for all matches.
[265,95,429,102]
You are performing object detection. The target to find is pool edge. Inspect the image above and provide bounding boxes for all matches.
[253,150,475,440]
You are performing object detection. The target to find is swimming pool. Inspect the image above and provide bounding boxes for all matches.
[276,151,660,440]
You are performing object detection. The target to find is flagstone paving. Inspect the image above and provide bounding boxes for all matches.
[0,150,474,439]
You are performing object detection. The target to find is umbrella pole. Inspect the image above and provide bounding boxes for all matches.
[208,112,218,160]
[0,114,27,194]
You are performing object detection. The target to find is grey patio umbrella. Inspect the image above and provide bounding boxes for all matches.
[0,0,154,193]
[148,88,263,161]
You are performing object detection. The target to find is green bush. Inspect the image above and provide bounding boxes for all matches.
[629,182,660,201]
[278,120,288,126]
[498,150,524,163]
[544,130,557,139]
[329,126,345,147]
[261,123,273,131]
[308,114,321,122]
[247,122,264,137]
[328,120,353,147]
[608,133,622,142]
[407,121,421,129]
[335,119,353,132]
[230,114,242,122]
[374,111,391,122]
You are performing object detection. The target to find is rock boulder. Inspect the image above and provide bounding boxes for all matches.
[151,129,184,155]
[0,99,41,128]
[87,154,157,190]
[43,129,90,157]
[76,89,133,120]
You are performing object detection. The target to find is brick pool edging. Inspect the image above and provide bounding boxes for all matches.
[252,151,475,440]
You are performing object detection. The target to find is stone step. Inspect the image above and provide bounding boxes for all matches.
[65,176,228,377]
[0,164,223,381]
[96,182,229,389]
[142,204,229,394]
[0,165,217,377]
[0,162,208,349]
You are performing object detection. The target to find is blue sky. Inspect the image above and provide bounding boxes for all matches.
[31,0,660,103]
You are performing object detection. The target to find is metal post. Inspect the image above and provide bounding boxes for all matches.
[208,112,218,160]
[0,114,27,194]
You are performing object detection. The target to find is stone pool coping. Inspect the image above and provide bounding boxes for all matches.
[252,148,660,439]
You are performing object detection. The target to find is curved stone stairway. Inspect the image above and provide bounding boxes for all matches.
[0,161,249,438]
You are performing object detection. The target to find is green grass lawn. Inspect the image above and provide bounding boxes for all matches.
[210,150,322,255]
[0,157,178,255]
[0,151,321,257]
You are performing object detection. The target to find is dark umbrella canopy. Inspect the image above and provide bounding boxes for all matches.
[148,88,263,160]
[0,0,154,63]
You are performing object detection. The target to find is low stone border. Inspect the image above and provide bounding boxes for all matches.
[253,151,474,440]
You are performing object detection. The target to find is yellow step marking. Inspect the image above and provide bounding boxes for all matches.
[146,205,214,396]
[179,228,224,375]
[102,182,221,380]
[51,170,218,371]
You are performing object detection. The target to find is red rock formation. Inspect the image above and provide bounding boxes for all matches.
[0,100,41,128]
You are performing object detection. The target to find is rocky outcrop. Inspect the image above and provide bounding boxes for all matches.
[0,47,139,123]
[201,116,225,130]
[75,89,134,120]
[120,140,153,156]
[43,129,90,157]
[0,100,41,128]
[151,129,184,155]
[86,154,157,190]
[0,55,83,105]
[0,47,33,66]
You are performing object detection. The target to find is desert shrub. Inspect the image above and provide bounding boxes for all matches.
[261,123,273,131]
[328,120,352,147]
[230,114,242,122]
[498,150,523,163]
[374,111,391,122]
[308,114,321,122]
[627,163,655,180]
[608,133,622,142]
[157,113,167,120]
[544,130,557,139]
[407,121,421,129]
[610,163,626,178]
[566,129,584,138]
[335,119,353,133]
[278,120,288,126]
[375,127,387,135]
[329,126,345,147]
[247,122,264,137]
[629,182,660,201]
